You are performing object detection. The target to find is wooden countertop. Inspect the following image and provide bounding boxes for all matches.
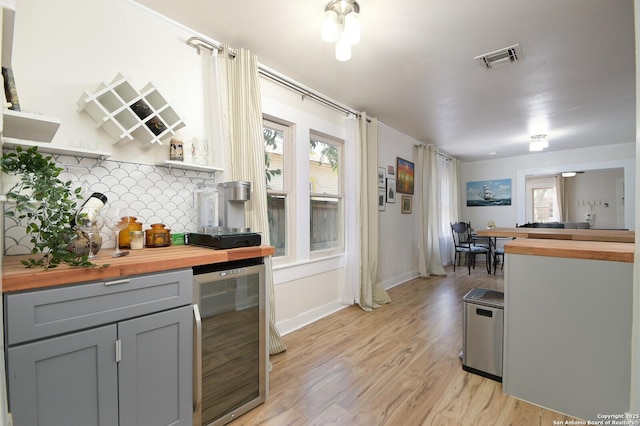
[2,245,275,293]
[477,227,635,243]
[504,238,634,263]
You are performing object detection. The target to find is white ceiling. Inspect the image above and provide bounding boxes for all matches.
[135,0,635,162]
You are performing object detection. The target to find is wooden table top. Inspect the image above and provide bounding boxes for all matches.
[476,227,635,243]
[2,245,275,293]
[504,238,634,263]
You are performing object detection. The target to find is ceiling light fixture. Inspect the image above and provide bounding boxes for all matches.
[529,134,548,152]
[562,172,577,178]
[321,0,360,62]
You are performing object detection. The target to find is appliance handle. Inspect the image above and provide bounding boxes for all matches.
[192,304,203,416]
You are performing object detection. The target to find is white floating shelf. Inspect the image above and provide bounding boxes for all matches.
[154,160,222,173]
[3,109,61,143]
[2,138,111,160]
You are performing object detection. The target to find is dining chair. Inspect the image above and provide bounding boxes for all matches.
[493,246,505,273]
[451,222,490,275]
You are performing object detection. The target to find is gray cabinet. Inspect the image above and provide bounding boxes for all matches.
[8,325,119,426]
[118,306,192,426]
[5,269,193,426]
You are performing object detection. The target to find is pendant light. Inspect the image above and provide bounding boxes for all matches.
[321,0,361,61]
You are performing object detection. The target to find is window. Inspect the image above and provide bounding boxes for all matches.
[532,187,558,222]
[264,119,293,261]
[526,176,562,223]
[309,132,344,254]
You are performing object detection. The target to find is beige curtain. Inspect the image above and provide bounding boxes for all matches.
[358,114,391,311]
[556,174,567,222]
[417,145,447,276]
[218,45,286,355]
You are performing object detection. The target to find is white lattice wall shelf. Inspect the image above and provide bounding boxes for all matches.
[77,73,185,151]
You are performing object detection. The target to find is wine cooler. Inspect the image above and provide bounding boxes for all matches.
[192,259,268,426]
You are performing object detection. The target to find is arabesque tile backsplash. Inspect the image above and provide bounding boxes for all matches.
[3,154,218,255]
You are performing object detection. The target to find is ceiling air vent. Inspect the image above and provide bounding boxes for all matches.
[474,44,523,69]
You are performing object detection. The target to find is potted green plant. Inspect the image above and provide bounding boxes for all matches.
[1,145,103,269]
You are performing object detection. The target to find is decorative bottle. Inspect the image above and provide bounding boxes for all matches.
[119,216,142,248]
[72,192,107,227]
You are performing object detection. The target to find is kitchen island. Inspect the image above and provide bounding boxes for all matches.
[503,238,633,421]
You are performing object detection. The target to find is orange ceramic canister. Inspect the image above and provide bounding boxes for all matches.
[145,223,171,247]
[119,216,143,248]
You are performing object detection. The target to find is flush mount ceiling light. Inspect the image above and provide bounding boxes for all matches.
[562,172,577,178]
[321,0,360,62]
[529,134,548,152]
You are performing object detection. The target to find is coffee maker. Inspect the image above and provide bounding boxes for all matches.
[188,180,262,249]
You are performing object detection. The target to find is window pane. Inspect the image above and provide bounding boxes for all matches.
[264,127,284,191]
[310,197,341,251]
[267,194,286,257]
[264,120,289,261]
[533,187,556,222]
[309,139,339,195]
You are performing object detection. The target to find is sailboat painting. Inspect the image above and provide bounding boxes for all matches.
[466,179,512,206]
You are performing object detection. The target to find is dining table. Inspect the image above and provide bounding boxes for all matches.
[475,226,635,243]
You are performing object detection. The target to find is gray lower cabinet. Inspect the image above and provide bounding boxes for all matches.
[5,269,193,426]
[8,325,119,426]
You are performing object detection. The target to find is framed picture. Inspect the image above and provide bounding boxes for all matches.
[466,179,512,206]
[378,187,386,211]
[378,167,385,188]
[387,165,395,176]
[386,178,396,203]
[401,196,412,214]
[396,157,415,195]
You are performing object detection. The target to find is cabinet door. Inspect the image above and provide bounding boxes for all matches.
[118,306,192,426]
[7,325,118,426]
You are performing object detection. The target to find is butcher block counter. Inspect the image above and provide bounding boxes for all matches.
[504,238,634,262]
[2,245,275,293]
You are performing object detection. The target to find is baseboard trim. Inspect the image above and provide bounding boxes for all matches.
[276,300,348,336]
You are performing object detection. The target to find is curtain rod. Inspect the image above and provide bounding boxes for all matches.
[186,36,360,118]
[437,150,455,161]
[414,143,456,161]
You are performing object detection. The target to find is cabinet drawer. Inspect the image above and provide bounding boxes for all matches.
[5,269,193,346]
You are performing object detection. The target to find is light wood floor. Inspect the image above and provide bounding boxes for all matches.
[231,265,580,426]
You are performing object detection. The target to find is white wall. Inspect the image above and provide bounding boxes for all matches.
[377,123,421,288]
[12,0,204,163]
[564,168,625,228]
[461,143,636,231]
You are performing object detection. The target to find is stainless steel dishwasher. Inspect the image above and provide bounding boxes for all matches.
[462,288,504,382]
[192,258,268,426]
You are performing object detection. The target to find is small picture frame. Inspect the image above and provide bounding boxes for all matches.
[387,165,395,176]
[378,167,385,188]
[386,178,396,203]
[401,195,412,214]
[378,187,385,211]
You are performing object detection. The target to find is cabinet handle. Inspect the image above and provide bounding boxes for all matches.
[104,279,130,286]
[115,339,122,363]
[193,304,203,415]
